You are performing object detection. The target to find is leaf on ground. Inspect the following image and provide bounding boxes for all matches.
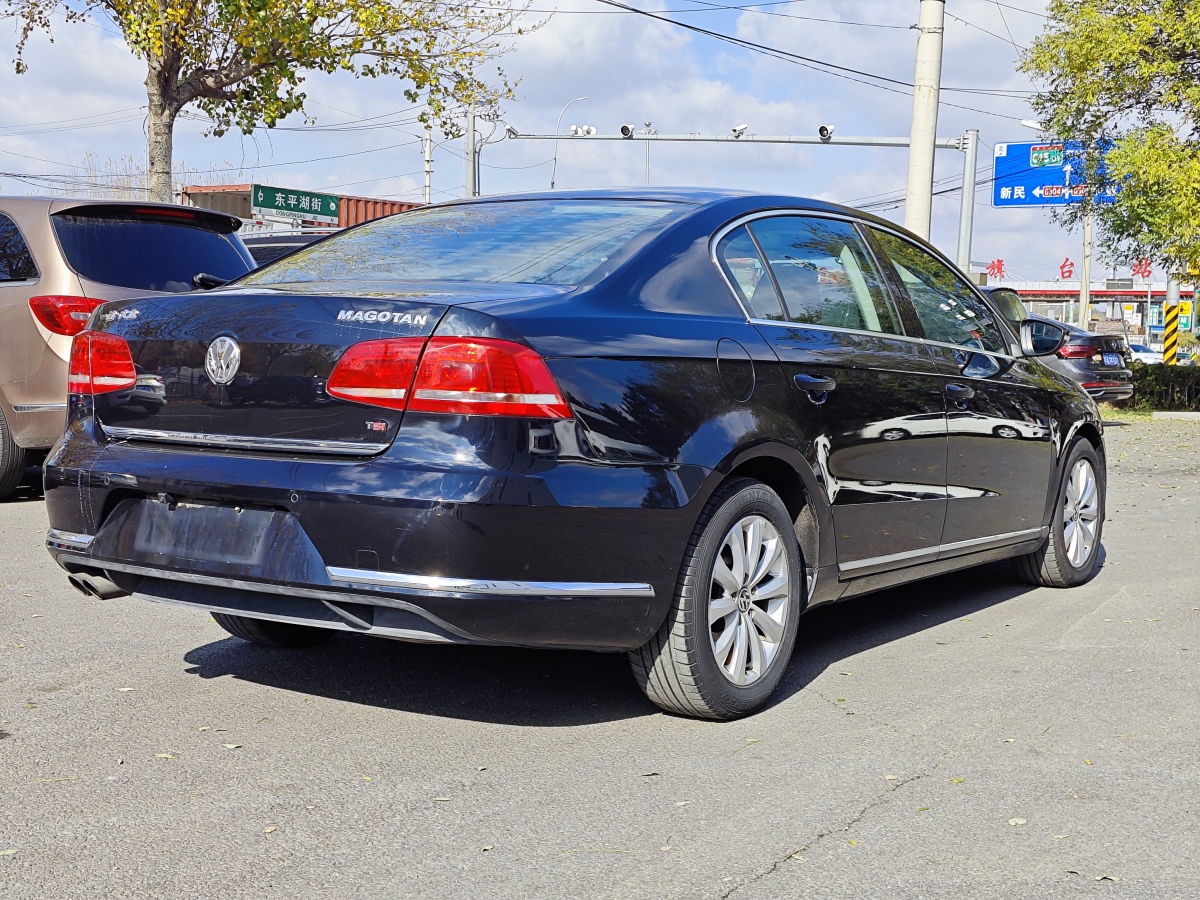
[641,771,662,776]
[362,776,373,781]
[917,807,930,812]
[836,698,846,703]
[790,852,804,860]
[263,825,277,834]
[1084,759,1094,765]
[1003,739,1016,743]
[1008,818,1027,826]
[23,703,35,709]
[154,754,176,760]
[1054,834,1069,840]
[675,801,690,807]
[1096,875,1121,882]
[838,672,853,676]
[0,849,17,856]
[884,774,898,781]
[477,766,487,771]
[36,776,77,783]
[847,839,860,845]
[433,797,451,802]
[222,744,242,750]
[199,726,211,732]
[482,846,493,852]
[117,688,136,692]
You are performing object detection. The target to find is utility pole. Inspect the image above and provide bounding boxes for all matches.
[904,0,946,241]
[642,122,657,185]
[423,128,433,204]
[1078,212,1093,328]
[955,129,978,271]
[465,104,478,198]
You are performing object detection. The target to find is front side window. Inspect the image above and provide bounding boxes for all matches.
[872,230,1008,353]
[244,200,688,287]
[747,216,900,334]
[0,214,39,281]
[986,288,1028,326]
[715,225,785,320]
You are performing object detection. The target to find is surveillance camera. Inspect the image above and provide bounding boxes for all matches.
[818,124,835,142]
[620,124,635,138]
[504,125,519,139]
[732,124,748,138]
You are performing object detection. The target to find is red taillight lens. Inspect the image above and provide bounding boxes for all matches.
[326,338,425,409]
[327,336,572,419]
[1056,343,1093,359]
[408,338,572,418]
[30,295,104,336]
[67,331,137,395]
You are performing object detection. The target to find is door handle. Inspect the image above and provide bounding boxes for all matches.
[795,373,837,392]
[794,373,837,404]
[945,383,975,406]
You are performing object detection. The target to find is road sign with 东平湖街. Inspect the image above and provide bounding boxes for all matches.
[251,184,340,224]
[992,141,1115,208]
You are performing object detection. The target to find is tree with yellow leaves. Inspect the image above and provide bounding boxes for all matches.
[2,0,534,201]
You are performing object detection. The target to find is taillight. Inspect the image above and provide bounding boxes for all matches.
[409,338,572,418]
[326,338,425,409]
[1056,344,1093,359]
[327,336,572,419]
[67,331,137,395]
[29,295,104,336]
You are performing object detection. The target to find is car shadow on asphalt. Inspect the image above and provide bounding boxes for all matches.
[2,466,45,503]
[180,560,1041,727]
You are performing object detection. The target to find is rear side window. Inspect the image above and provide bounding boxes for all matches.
[243,200,687,286]
[871,229,1008,353]
[716,225,785,321]
[52,208,253,293]
[748,216,900,334]
[0,214,39,281]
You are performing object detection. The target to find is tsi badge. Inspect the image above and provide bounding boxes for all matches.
[205,335,241,385]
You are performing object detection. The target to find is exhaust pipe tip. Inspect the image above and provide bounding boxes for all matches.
[66,572,129,600]
[67,574,93,596]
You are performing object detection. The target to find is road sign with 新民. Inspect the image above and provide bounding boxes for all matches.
[251,184,340,224]
[992,141,1114,208]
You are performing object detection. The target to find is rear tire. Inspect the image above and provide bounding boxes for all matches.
[1014,438,1104,588]
[212,612,336,648]
[0,406,27,501]
[630,478,802,720]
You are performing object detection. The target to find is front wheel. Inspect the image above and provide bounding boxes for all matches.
[212,612,336,648]
[1014,438,1104,587]
[630,478,802,720]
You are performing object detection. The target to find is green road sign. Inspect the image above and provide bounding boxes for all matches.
[1029,144,1064,168]
[251,184,340,224]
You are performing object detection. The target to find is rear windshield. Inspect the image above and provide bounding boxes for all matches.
[53,208,254,292]
[242,199,687,286]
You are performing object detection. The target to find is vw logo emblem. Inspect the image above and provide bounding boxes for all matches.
[205,335,241,385]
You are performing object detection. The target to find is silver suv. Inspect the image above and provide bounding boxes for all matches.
[0,198,253,498]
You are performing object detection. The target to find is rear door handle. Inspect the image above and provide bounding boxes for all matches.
[794,373,837,393]
[945,383,976,400]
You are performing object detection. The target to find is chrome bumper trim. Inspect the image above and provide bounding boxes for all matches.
[326,566,656,598]
[46,529,94,551]
[12,403,68,413]
[100,425,388,457]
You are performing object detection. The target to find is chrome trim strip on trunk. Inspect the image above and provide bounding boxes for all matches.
[12,403,69,413]
[100,425,389,457]
[46,529,94,550]
[326,566,656,598]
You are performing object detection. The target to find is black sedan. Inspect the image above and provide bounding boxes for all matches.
[44,190,1106,719]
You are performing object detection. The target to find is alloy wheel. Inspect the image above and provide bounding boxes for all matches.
[1062,458,1100,567]
[708,514,791,686]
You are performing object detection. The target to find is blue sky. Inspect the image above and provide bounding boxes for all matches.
[0,1,1156,281]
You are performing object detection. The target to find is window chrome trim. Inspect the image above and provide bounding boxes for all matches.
[12,403,68,413]
[837,527,1046,575]
[46,529,94,551]
[100,425,389,457]
[327,566,656,598]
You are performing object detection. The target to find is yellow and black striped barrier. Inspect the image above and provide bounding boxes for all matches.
[1164,302,1180,366]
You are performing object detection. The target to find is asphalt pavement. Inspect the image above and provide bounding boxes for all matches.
[2,414,1198,898]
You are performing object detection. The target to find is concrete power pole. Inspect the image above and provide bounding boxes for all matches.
[423,129,433,205]
[904,0,946,241]
[465,104,478,198]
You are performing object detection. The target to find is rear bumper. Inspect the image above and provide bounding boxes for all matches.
[43,420,703,651]
[1082,381,1135,403]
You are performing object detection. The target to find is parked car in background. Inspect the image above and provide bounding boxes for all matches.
[45,190,1105,719]
[241,229,331,267]
[983,286,1134,403]
[1128,343,1163,365]
[0,198,254,499]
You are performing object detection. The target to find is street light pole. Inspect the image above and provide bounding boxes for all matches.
[550,97,588,190]
[423,128,433,205]
[955,129,978,271]
[904,0,946,241]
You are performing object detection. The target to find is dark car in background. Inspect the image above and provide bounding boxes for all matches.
[983,286,1134,403]
[0,198,254,498]
[44,190,1106,719]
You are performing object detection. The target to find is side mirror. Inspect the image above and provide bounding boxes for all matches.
[1020,319,1067,357]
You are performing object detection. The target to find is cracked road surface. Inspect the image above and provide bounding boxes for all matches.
[2,415,1198,898]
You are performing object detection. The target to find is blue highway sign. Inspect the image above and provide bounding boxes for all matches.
[992,141,1084,207]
